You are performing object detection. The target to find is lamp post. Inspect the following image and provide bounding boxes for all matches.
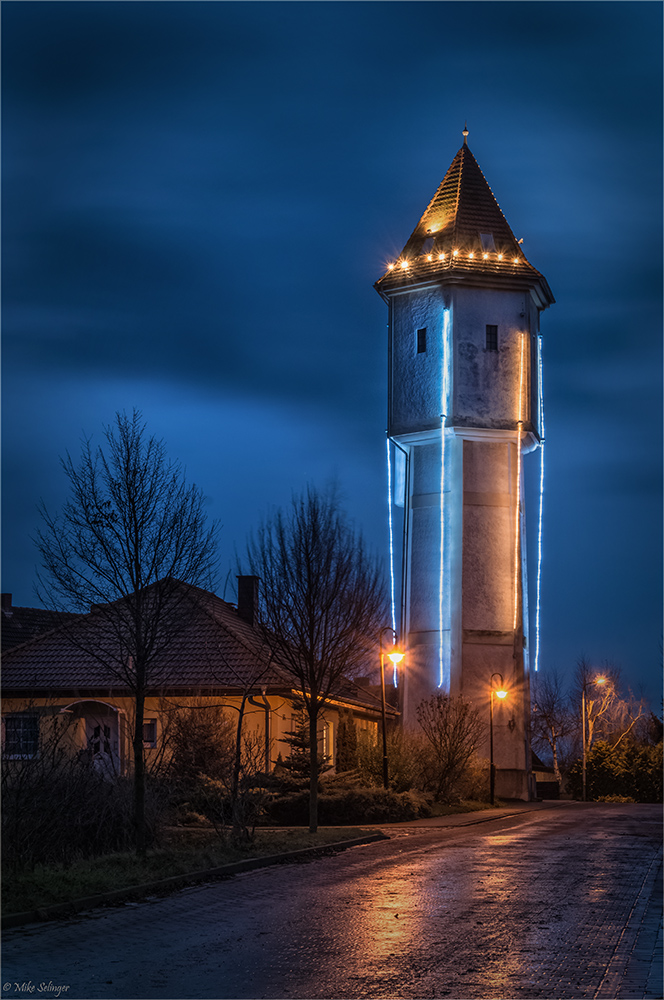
[581,674,606,802]
[489,672,508,806]
[378,627,404,790]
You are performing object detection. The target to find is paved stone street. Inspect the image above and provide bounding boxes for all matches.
[2,803,661,1000]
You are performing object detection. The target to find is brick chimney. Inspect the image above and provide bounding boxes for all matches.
[236,576,259,626]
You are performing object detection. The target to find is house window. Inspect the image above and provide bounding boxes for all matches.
[480,232,496,252]
[486,325,498,351]
[417,328,427,354]
[143,719,157,748]
[3,715,39,758]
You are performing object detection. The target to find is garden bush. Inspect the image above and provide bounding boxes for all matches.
[567,740,662,802]
[263,784,431,825]
[595,795,636,803]
[356,728,425,792]
[2,760,167,870]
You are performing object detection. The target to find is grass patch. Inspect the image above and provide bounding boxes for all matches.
[2,826,378,916]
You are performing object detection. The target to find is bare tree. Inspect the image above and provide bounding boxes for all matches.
[574,658,645,751]
[531,670,575,782]
[416,694,485,802]
[35,410,218,856]
[243,486,387,832]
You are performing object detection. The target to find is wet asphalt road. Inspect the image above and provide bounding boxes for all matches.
[2,803,662,1000]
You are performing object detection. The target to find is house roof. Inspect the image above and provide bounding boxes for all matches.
[531,749,556,774]
[1,594,78,653]
[1,582,395,718]
[375,135,554,305]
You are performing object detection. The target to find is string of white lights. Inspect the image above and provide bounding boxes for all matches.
[513,332,525,632]
[386,436,398,684]
[439,309,451,687]
[387,250,522,271]
[534,335,545,674]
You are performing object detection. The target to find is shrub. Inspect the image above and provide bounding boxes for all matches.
[567,740,663,802]
[596,795,636,803]
[356,720,489,803]
[416,694,485,802]
[164,704,235,782]
[356,728,425,792]
[2,759,166,870]
[263,784,431,825]
[454,755,490,802]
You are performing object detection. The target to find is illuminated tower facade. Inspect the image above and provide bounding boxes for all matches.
[376,129,554,799]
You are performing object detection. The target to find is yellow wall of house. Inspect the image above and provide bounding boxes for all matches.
[2,694,380,774]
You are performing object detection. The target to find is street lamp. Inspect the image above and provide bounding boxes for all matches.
[581,674,606,802]
[378,627,404,790]
[489,672,508,806]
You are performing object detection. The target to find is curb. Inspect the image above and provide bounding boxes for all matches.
[373,800,561,830]
[2,833,388,931]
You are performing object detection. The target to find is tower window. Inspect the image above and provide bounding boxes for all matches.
[480,233,496,252]
[417,328,427,353]
[486,325,498,351]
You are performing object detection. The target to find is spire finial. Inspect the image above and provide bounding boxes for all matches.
[462,122,469,145]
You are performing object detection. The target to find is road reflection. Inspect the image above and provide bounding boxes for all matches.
[350,867,422,961]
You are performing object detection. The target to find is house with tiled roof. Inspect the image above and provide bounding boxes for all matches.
[1,579,394,774]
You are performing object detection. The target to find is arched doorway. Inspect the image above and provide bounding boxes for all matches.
[65,701,123,777]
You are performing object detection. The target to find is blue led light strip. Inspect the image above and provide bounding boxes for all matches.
[386,436,398,683]
[534,335,545,674]
[439,309,451,687]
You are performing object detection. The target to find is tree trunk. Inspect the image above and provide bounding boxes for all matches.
[133,687,146,859]
[551,731,562,784]
[309,706,319,834]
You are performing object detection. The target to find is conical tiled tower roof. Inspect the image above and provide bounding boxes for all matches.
[376,134,554,304]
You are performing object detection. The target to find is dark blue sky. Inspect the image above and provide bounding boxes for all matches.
[2,2,662,705]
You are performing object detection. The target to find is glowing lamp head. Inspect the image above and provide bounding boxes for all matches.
[453,249,459,257]
[427,254,432,262]
[595,676,607,686]
[495,689,508,700]
[513,257,519,264]
[497,253,503,260]
[468,252,474,259]
[400,260,409,269]
[438,252,445,260]
[388,650,404,665]
[483,253,489,259]
[388,263,395,270]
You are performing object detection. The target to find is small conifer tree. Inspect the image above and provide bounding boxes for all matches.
[279,703,331,778]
